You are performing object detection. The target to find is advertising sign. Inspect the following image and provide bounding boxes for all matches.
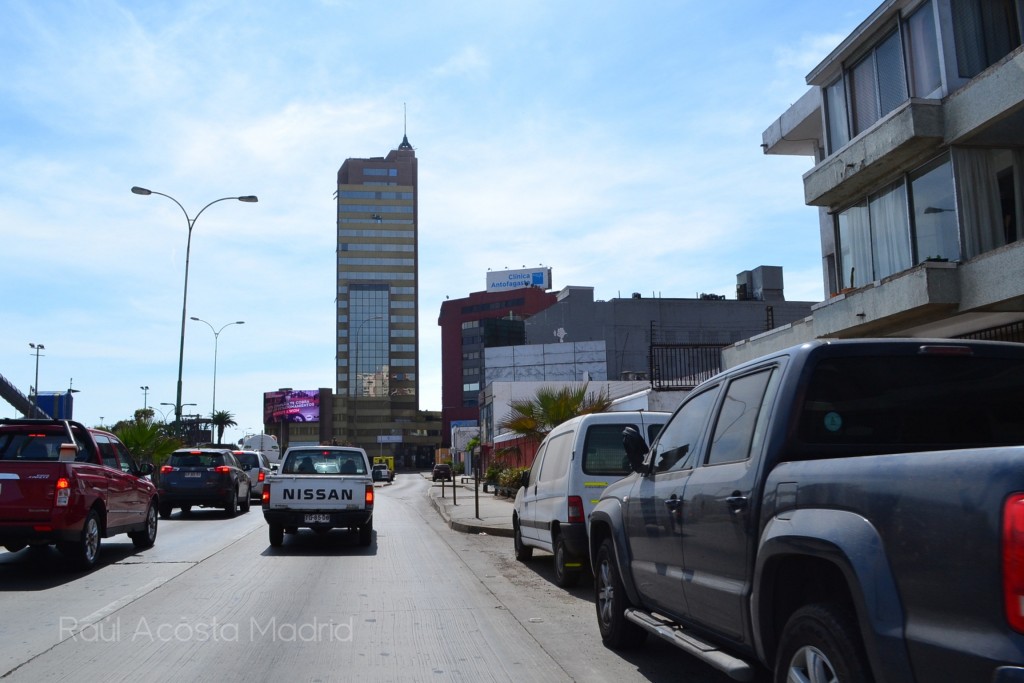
[486,266,552,293]
[263,389,320,423]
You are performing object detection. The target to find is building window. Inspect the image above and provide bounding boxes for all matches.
[836,180,911,288]
[952,0,1023,78]
[910,155,959,262]
[905,1,942,97]
[869,181,912,280]
[850,29,908,136]
[825,78,850,154]
[955,147,1024,258]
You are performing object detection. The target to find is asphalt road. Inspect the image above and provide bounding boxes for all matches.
[0,474,742,683]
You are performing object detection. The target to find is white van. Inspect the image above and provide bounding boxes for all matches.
[512,411,669,587]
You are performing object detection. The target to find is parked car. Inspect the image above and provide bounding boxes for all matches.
[372,463,392,482]
[0,418,158,569]
[512,411,669,587]
[233,449,272,500]
[158,448,251,518]
[431,463,452,482]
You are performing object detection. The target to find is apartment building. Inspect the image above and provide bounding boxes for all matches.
[730,0,1024,365]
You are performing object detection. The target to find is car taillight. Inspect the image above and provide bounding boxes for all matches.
[55,477,71,507]
[160,465,174,474]
[1004,494,1024,633]
[215,466,231,473]
[365,484,374,508]
[567,495,585,524]
[261,484,271,507]
[258,471,265,483]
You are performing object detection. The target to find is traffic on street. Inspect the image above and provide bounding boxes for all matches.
[0,473,737,683]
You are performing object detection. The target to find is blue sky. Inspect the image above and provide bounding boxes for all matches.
[1,0,880,442]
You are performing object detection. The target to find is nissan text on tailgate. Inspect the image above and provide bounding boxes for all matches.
[261,446,374,547]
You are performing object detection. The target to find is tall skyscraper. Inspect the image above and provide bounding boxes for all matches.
[335,136,421,461]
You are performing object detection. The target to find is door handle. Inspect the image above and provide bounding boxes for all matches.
[726,495,748,512]
[664,495,682,512]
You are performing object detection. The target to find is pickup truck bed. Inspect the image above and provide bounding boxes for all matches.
[262,446,374,547]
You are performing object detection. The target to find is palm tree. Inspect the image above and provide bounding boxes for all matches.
[498,383,613,444]
[210,410,238,444]
[115,419,180,469]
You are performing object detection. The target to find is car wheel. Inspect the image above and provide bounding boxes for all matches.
[129,502,158,549]
[158,502,173,519]
[553,534,582,587]
[240,488,251,513]
[59,508,102,570]
[269,524,284,547]
[594,537,647,649]
[774,603,870,683]
[225,488,238,517]
[513,517,533,562]
[358,520,373,547]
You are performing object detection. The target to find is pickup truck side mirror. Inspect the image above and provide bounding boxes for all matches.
[622,427,649,474]
[519,469,531,489]
[137,462,155,477]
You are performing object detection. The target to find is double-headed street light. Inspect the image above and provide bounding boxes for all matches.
[131,186,257,432]
[140,385,150,410]
[29,342,44,417]
[190,317,244,420]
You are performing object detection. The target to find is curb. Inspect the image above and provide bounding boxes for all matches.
[427,488,515,538]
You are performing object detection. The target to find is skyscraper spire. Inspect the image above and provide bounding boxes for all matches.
[398,103,413,150]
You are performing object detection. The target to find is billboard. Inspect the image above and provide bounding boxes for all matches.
[263,389,320,423]
[486,266,552,293]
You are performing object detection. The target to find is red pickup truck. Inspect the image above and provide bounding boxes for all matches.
[0,418,159,569]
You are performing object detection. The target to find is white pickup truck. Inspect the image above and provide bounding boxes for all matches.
[260,445,374,547]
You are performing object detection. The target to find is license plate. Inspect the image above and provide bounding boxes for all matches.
[184,473,202,478]
[305,514,330,524]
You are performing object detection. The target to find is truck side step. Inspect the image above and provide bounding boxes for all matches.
[624,609,755,682]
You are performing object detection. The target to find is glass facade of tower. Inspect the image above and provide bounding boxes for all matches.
[336,137,419,454]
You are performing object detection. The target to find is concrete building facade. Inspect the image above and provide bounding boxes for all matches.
[523,268,816,384]
[437,287,558,447]
[733,0,1024,365]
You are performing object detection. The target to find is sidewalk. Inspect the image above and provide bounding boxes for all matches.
[422,473,515,537]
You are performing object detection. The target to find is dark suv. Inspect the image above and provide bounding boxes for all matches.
[431,463,452,482]
[158,448,251,518]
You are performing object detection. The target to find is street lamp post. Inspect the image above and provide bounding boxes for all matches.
[190,317,244,419]
[140,385,150,410]
[131,186,257,434]
[29,343,44,417]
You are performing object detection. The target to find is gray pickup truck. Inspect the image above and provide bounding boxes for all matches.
[589,338,1024,682]
[261,445,374,547]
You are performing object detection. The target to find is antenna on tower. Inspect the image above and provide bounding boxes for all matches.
[403,102,407,136]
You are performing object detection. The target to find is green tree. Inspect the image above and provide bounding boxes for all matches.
[498,383,613,444]
[115,419,180,468]
[210,410,238,444]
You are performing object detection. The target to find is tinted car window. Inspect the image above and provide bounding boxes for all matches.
[235,452,260,469]
[706,369,774,466]
[284,449,366,475]
[652,389,718,473]
[796,354,1024,453]
[582,423,662,476]
[170,453,225,468]
[0,432,66,461]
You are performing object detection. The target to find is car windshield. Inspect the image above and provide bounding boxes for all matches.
[283,449,366,475]
[170,453,225,468]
